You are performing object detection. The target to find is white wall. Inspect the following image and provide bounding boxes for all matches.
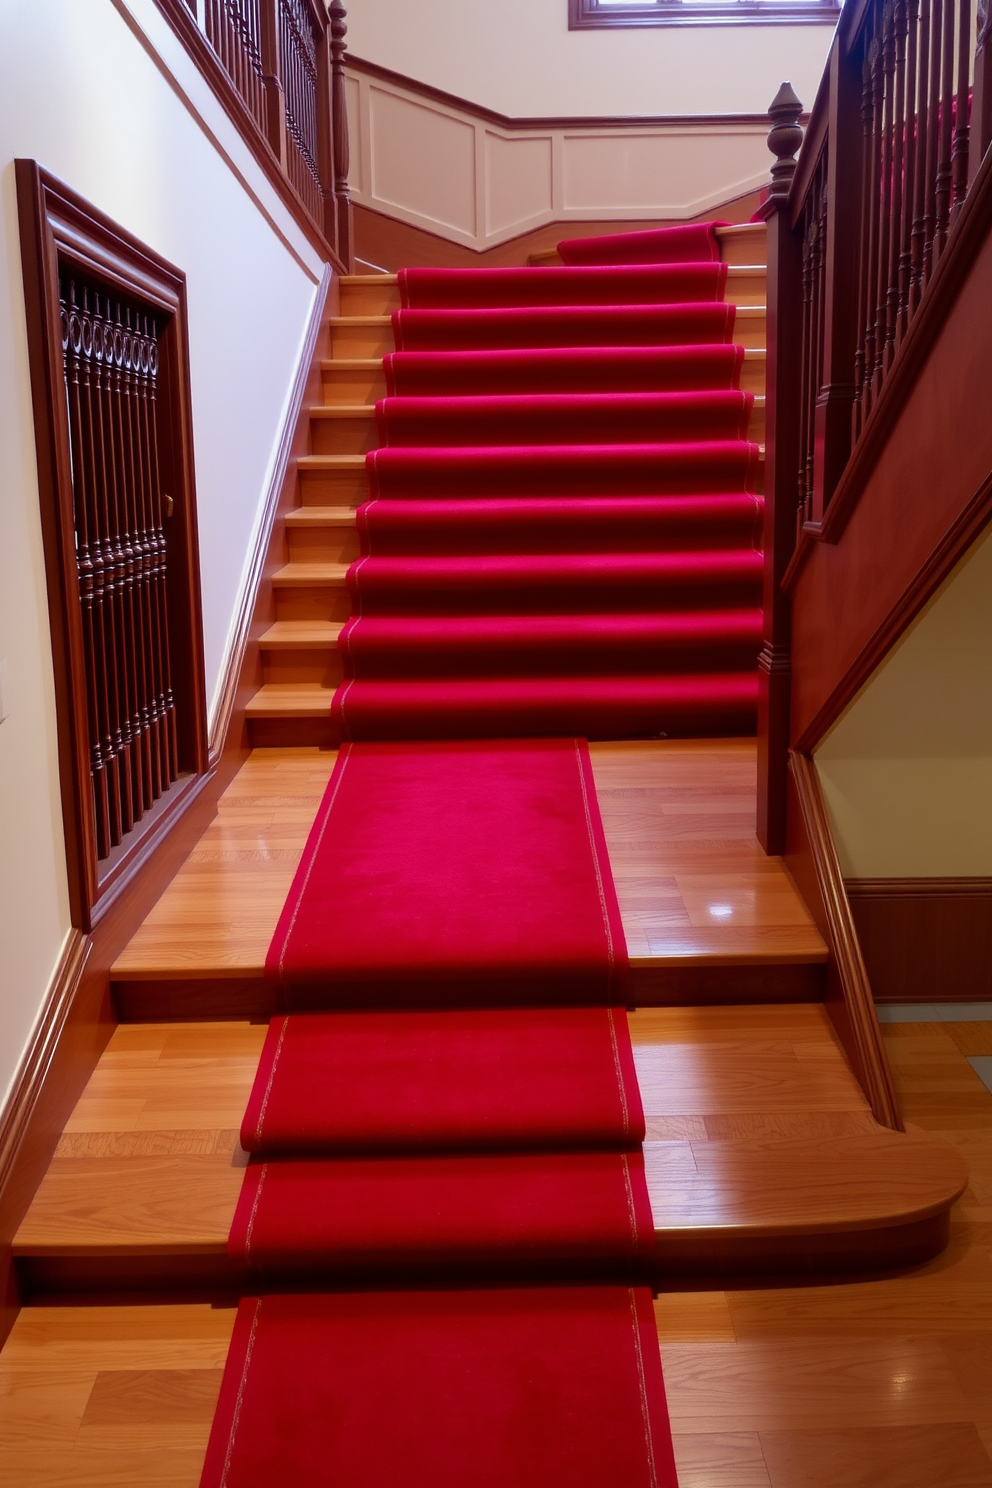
[815,527,992,878]
[0,0,326,1110]
[345,0,835,120]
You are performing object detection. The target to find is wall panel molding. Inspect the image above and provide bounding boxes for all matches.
[346,58,773,251]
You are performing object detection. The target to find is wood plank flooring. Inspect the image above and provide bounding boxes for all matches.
[3,1018,988,1487]
[12,1007,966,1276]
[111,741,827,994]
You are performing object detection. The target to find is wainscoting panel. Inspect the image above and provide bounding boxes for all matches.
[847,879,992,1002]
[346,60,772,251]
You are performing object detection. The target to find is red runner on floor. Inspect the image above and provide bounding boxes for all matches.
[200,1288,678,1488]
[392,300,735,350]
[230,1149,654,1275]
[242,1007,644,1154]
[558,221,725,264]
[398,261,727,307]
[384,343,744,396]
[266,738,626,1007]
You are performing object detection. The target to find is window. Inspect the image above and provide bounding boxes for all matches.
[569,0,840,27]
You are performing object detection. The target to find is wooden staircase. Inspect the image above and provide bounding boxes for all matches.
[246,223,770,745]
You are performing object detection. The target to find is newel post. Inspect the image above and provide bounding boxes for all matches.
[757,83,804,855]
[328,0,354,271]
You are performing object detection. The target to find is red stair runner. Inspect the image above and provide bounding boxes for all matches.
[334,241,761,742]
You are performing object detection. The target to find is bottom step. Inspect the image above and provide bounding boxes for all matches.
[12,1008,966,1292]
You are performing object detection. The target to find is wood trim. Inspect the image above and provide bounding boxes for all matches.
[568,0,841,28]
[787,752,904,1129]
[346,55,783,129]
[793,467,992,750]
[146,0,345,273]
[208,265,333,758]
[845,877,992,1003]
[847,876,992,895]
[15,161,210,933]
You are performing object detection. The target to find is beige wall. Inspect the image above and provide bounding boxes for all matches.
[345,0,836,120]
[0,0,326,1110]
[815,527,992,878]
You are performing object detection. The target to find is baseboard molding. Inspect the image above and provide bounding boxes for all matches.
[846,877,992,1002]
[787,753,903,1130]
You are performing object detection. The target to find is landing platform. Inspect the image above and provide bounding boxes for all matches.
[111,740,827,1018]
[12,1007,966,1290]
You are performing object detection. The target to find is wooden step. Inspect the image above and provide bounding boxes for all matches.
[725,266,766,307]
[749,393,765,444]
[271,561,350,589]
[339,273,400,315]
[284,505,360,563]
[11,1008,966,1290]
[244,683,334,720]
[309,404,378,456]
[529,222,767,269]
[732,306,765,349]
[297,454,369,505]
[258,620,345,650]
[111,742,826,1019]
[329,315,395,357]
[740,346,766,394]
[321,357,387,404]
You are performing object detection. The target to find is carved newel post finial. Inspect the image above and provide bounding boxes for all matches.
[766,82,805,205]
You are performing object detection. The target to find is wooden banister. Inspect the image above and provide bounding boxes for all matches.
[759,5,991,835]
[153,0,353,271]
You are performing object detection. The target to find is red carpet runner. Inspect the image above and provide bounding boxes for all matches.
[199,221,746,1486]
[332,224,761,742]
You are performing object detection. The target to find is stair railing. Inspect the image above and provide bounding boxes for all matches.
[157,0,353,269]
[757,1,992,849]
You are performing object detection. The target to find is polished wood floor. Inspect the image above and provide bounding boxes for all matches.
[112,741,827,986]
[2,1018,989,1486]
[12,1006,964,1268]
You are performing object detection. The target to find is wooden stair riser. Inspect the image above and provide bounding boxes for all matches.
[273,587,353,623]
[299,461,370,506]
[740,350,766,394]
[732,307,765,349]
[322,360,387,404]
[339,275,400,315]
[285,517,361,564]
[310,408,377,456]
[330,318,395,357]
[260,649,343,688]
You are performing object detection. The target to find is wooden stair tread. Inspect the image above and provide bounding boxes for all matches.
[297,454,365,469]
[321,357,385,370]
[310,404,376,419]
[328,315,391,327]
[271,561,349,586]
[244,684,334,718]
[259,621,345,648]
[341,274,399,285]
[284,506,358,527]
[112,743,826,988]
[12,1011,964,1264]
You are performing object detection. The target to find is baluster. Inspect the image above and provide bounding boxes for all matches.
[100,298,139,832]
[909,0,932,308]
[797,215,814,532]
[872,2,896,397]
[897,0,920,341]
[144,329,179,782]
[973,0,992,182]
[121,306,159,807]
[853,47,874,435]
[82,290,126,847]
[922,0,945,280]
[132,313,166,800]
[63,283,112,858]
[885,0,908,370]
[114,302,153,816]
[949,0,971,218]
[932,0,956,257]
[862,34,884,421]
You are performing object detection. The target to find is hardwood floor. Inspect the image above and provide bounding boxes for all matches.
[2,1018,988,1487]
[111,741,827,1006]
[658,1018,992,1487]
